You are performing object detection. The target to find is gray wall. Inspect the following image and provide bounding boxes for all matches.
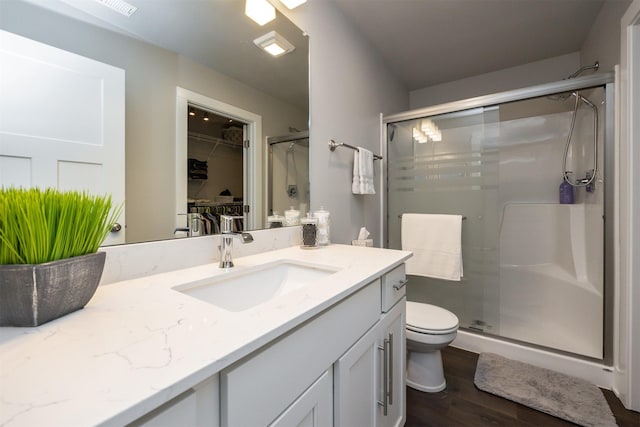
[283,1,409,246]
[581,0,632,72]
[409,0,631,110]
[409,52,581,109]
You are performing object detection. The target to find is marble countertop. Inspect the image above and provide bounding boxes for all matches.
[0,244,411,426]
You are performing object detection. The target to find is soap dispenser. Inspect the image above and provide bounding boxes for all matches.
[559,179,574,204]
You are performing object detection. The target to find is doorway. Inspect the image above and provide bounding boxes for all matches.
[175,88,262,232]
[187,106,246,233]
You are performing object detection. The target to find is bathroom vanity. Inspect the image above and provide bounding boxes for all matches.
[0,244,410,426]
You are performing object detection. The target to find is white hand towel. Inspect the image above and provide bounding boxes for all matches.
[401,213,463,281]
[352,147,375,194]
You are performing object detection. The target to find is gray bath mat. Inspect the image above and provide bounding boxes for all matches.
[474,353,617,427]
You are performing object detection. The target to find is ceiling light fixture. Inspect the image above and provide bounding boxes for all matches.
[92,0,137,17]
[203,112,209,121]
[253,31,295,57]
[245,0,276,26]
[189,108,196,116]
[279,0,307,9]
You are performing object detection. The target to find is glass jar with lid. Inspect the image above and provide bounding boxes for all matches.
[300,213,318,248]
[314,206,330,246]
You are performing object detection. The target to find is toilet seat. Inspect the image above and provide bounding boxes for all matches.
[406,301,459,335]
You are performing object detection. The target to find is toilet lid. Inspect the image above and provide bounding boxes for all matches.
[406,301,459,334]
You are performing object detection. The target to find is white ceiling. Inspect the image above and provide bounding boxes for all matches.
[332,0,606,91]
[20,0,309,108]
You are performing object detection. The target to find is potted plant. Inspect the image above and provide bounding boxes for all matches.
[0,188,121,326]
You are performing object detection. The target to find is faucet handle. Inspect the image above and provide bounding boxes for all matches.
[220,215,244,233]
[239,232,254,243]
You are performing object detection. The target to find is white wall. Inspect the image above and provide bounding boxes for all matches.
[280,1,409,246]
[409,53,581,109]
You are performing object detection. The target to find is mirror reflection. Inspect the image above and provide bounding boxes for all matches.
[0,0,310,245]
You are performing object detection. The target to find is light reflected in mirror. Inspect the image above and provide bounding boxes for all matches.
[0,0,309,245]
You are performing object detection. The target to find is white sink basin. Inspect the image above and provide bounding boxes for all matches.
[174,260,340,312]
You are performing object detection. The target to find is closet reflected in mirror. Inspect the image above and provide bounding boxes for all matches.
[182,106,246,238]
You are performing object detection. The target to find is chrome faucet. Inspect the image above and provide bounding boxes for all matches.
[219,215,253,268]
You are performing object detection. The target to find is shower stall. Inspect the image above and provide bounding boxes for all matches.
[384,72,614,364]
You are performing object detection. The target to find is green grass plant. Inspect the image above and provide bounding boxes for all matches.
[0,188,121,265]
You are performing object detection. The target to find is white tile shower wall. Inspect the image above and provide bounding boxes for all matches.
[99,226,301,285]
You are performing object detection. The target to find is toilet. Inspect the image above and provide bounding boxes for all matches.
[406,301,459,392]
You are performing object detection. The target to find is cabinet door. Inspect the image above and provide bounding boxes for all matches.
[128,375,219,427]
[270,369,333,427]
[377,298,406,427]
[334,322,380,427]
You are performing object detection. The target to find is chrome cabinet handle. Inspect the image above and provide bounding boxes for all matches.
[392,278,408,291]
[111,223,122,233]
[388,332,394,406]
[377,337,390,416]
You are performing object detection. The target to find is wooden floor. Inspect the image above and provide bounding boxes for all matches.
[406,346,640,427]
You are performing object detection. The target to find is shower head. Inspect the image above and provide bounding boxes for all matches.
[567,61,599,79]
[548,62,600,101]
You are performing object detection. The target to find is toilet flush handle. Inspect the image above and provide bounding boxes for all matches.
[393,279,408,291]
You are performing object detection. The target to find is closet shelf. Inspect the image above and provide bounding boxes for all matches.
[188,131,243,149]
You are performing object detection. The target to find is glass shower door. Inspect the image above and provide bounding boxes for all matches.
[387,106,501,333]
[387,86,606,359]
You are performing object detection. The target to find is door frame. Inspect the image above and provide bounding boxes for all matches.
[175,87,262,230]
[616,0,640,411]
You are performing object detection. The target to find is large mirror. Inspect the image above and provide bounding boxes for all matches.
[0,0,309,245]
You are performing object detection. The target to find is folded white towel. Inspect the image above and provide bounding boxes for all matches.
[352,147,375,194]
[401,213,463,281]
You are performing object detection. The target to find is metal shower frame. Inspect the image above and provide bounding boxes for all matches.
[380,71,615,363]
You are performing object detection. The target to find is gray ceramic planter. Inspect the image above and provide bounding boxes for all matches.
[0,252,106,327]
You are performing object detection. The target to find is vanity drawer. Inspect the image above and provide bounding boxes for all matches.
[381,263,407,312]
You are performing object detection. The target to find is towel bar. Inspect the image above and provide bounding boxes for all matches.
[328,139,383,160]
[398,214,467,220]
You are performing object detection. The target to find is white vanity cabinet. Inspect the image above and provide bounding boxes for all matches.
[220,263,407,427]
[220,279,381,426]
[334,264,406,427]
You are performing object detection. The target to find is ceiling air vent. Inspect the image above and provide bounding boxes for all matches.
[93,0,138,17]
